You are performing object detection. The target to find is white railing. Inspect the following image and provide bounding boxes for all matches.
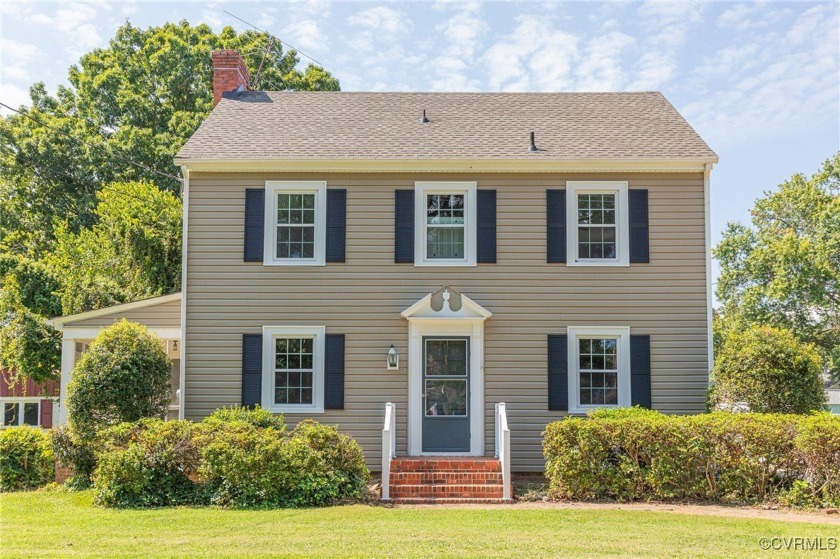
[381,402,396,500]
[495,402,511,500]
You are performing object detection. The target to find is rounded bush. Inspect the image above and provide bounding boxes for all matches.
[67,319,171,435]
[92,419,198,508]
[0,426,54,491]
[710,326,825,414]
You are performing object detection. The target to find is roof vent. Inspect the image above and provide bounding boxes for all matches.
[420,110,430,124]
[529,131,538,152]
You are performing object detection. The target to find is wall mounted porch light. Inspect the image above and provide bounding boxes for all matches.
[386,345,399,370]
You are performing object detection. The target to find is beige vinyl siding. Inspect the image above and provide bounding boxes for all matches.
[61,300,182,328]
[184,172,709,471]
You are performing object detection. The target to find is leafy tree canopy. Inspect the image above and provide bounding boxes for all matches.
[710,325,825,414]
[48,181,182,315]
[714,153,840,381]
[1,20,339,257]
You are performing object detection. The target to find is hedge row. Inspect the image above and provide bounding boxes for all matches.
[0,426,54,492]
[53,407,370,508]
[543,408,840,508]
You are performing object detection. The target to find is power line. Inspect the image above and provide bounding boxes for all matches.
[222,10,327,68]
[0,145,179,213]
[0,102,182,184]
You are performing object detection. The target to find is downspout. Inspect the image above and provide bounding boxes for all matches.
[178,166,190,420]
[703,163,714,377]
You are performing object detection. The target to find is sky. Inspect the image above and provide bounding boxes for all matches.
[1,0,839,283]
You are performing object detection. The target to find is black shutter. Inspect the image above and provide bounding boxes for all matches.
[477,189,497,263]
[242,334,263,407]
[547,190,566,263]
[547,335,568,411]
[629,189,649,263]
[394,190,414,263]
[244,189,265,262]
[630,335,652,408]
[324,334,345,409]
[326,189,346,263]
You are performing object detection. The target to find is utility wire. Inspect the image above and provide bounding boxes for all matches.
[223,10,327,68]
[0,102,183,184]
[0,145,178,212]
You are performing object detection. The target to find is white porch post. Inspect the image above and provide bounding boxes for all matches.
[58,337,75,425]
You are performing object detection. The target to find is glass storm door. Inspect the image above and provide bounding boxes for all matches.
[422,337,470,452]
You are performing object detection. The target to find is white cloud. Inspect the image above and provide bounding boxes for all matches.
[575,31,636,91]
[0,82,32,115]
[429,1,488,91]
[25,2,105,58]
[348,6,411,35]
[682,3,840,148]
[282,19,329,55]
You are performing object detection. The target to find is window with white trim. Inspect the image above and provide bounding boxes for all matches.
[261,326,325,413]
[567,326,631,413]
[1,400,39,428]
[264,181,327,266]
[566,182,629,266]
[415,182,477,266]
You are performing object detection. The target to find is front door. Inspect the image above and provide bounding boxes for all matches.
[422,337,470,452]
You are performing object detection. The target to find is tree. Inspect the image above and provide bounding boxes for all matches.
[48,181,182,315]
[0,256,62,384]
[714,153,840,381]
[0,20,340,258]
[67,320,171,435]
[710,325,825,414]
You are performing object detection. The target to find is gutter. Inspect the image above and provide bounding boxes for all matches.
[704,163,715,375]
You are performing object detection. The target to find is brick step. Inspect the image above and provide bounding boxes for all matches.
[390,497,513,505]
[390,471,504,485]
[389,484,505,499]
[390,458,501,473]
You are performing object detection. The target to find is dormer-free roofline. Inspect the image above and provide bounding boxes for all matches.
[175,158,717,174]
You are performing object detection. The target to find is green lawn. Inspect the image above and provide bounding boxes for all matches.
[1,491,837,559]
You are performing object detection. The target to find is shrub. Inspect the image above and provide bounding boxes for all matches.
[67,319,171,436]
[543,411,840,507]
[292,420,370,501]
[709,326,825,414]
[50,424,98,488]
[88,408,370,509]
[795,413,840,507]
[202,405,287,432]
[0,426,54,491]
[92,419,198,508]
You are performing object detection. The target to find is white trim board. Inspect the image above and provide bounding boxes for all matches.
[176,158,717,174]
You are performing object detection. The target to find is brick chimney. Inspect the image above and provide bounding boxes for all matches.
[212,49,250,107]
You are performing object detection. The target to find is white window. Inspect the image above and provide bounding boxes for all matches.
[566,182,629,266]
[415,182,477,266]
[261,326,325,413]
[567,326,631,414]
[264,181,327,266]
[1,400,40,428]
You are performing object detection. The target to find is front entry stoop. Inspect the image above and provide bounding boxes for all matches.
[387,457,512,504]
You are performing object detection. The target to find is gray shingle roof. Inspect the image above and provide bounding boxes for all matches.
[175,91,717,162]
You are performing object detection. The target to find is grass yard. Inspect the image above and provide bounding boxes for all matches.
[1,491,838,559]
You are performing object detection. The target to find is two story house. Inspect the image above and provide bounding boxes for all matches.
[60,49,718,501]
